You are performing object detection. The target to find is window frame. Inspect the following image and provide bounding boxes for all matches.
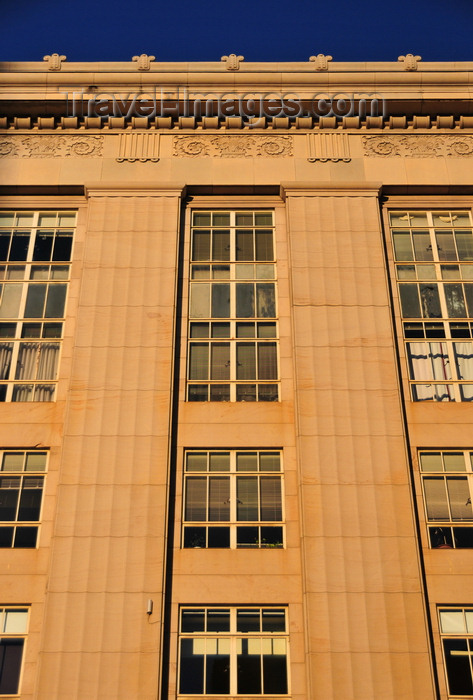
[186,209,280,403]
[182,449,285,549]
[0,606,29,696]
[438,606,473,697]
[418,449,473,549]
[178,606,290,696]
[0,210,76,402]
[387,208,473,402]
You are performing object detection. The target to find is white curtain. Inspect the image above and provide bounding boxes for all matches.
[454,343,473,400]
[0,343,13,379]
[408,342,453,401]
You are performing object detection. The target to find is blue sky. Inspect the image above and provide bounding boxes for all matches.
[2,0,472,63]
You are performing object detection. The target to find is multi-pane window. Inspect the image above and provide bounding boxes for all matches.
[390,210,473,401]
[187,211,279,402]
[419,450,473,549]
[178,607,288,696]
[0,607,28,695]
[0,210,75,402]
[0,450,46,549]
[182,450,283,549]
[439,607,473,696]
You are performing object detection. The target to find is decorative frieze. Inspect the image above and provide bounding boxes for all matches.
[116,133,160,162]
[398,54,422,71]
[173,135,293,158]
[307,133,350,162]
[0,135,104,158]
[43,54,67,71]
[132,54,156,71]
[309,54,333,71]
[362,135,473,157]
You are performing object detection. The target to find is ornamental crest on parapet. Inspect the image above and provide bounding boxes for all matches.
[0,135,104,158]
[362,135,473,158]
[173,135,293,158]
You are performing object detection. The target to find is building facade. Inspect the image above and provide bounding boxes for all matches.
[0,55,473,699]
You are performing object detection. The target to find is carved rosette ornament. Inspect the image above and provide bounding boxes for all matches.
[132,54,156,70]
[0,136,104,158]
[309,54,333,71]
[398,54,422,71]
[221,54,244,71]
[173,135,293,158]
[362,135,473,158]
[43,54,67,71]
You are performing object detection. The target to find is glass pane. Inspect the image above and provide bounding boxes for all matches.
[17,478,43,521]
[236,453,258,472]
[456,232,473,260]
[209,384,230,401]
[441,264,460,280]
[256,283,276,318]
[179,639,204,694]
[258,384,279,401]
[236,213,253,226]
[236,284,255,318]
[397,265,416,280]
[237,526,259,547]
[440,610,466,633]
[236,322,255,338]
[209,453,230,472]
[423,478,449,520]
[261,526,283,547]
[443,638,473,696]
[38,213,56,226]
[52,233,72,261]
[413,232,433,261]
[212,231,230,261]
[58,213,76,226]
[464,284,473,316]
[444,453,466,472]
[24,285,46,318]
[454,342,473,380]
[185,478,207,521]
[193,213,211,226]
[429,526,453,548]
[192,230,210,260]
[190,322,209,338]
[4,610,28,633]
[206,650,230,694]
[2,453,24,472]
[237,639,262,694]
[393,233,413,261]
[262,609,286,632]
[446,477,472,521]
[210,343,230,380]
[0,527,14,547]
[211,284,230,318]
[0,285,22,318]
[186,453,207,472]
[236,230,254,261]
[236,384,256,402]
[189,344,208,380]
[258,343,278,380]
[206,609,230,632]
[260,477,282,521]
[45,284,67,318]
[419,284,441,318]
[399,285,421,318]
[0,478,20,520]
[212,265,230,279]
[445,284,467,317]
[207,527,230,548]
[235,264,254,279]
[255,230,273,261]
[211,323,230,338]
[212,213,230,226]
[436,232,457,261]
[237,476,258,521]
[191,265,210,280]
[255,212,273,226]
[237,609,260,632]
[9,233,30,261]
[263,643,288,694]
[258,322,277,338]
[236,343,256,380]
[183,526,206,548]
[256,264,275,279]
[260,453,281,471]
[0,214,14,227]
[33,231,53,261]
[14,526,38,548]
[208,477,230,521]
[453,527,473,548]
[0,639,24,694]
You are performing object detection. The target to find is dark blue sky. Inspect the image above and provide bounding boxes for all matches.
[2,0,472,63]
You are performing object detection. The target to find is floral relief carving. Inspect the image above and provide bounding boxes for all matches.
[173,135,293,158]
[0,136,104,158]
[362,135,473,158]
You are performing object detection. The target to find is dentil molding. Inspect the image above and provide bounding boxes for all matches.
[362,135,473,157]
[0,135,104,158]
[173,135,293,158]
